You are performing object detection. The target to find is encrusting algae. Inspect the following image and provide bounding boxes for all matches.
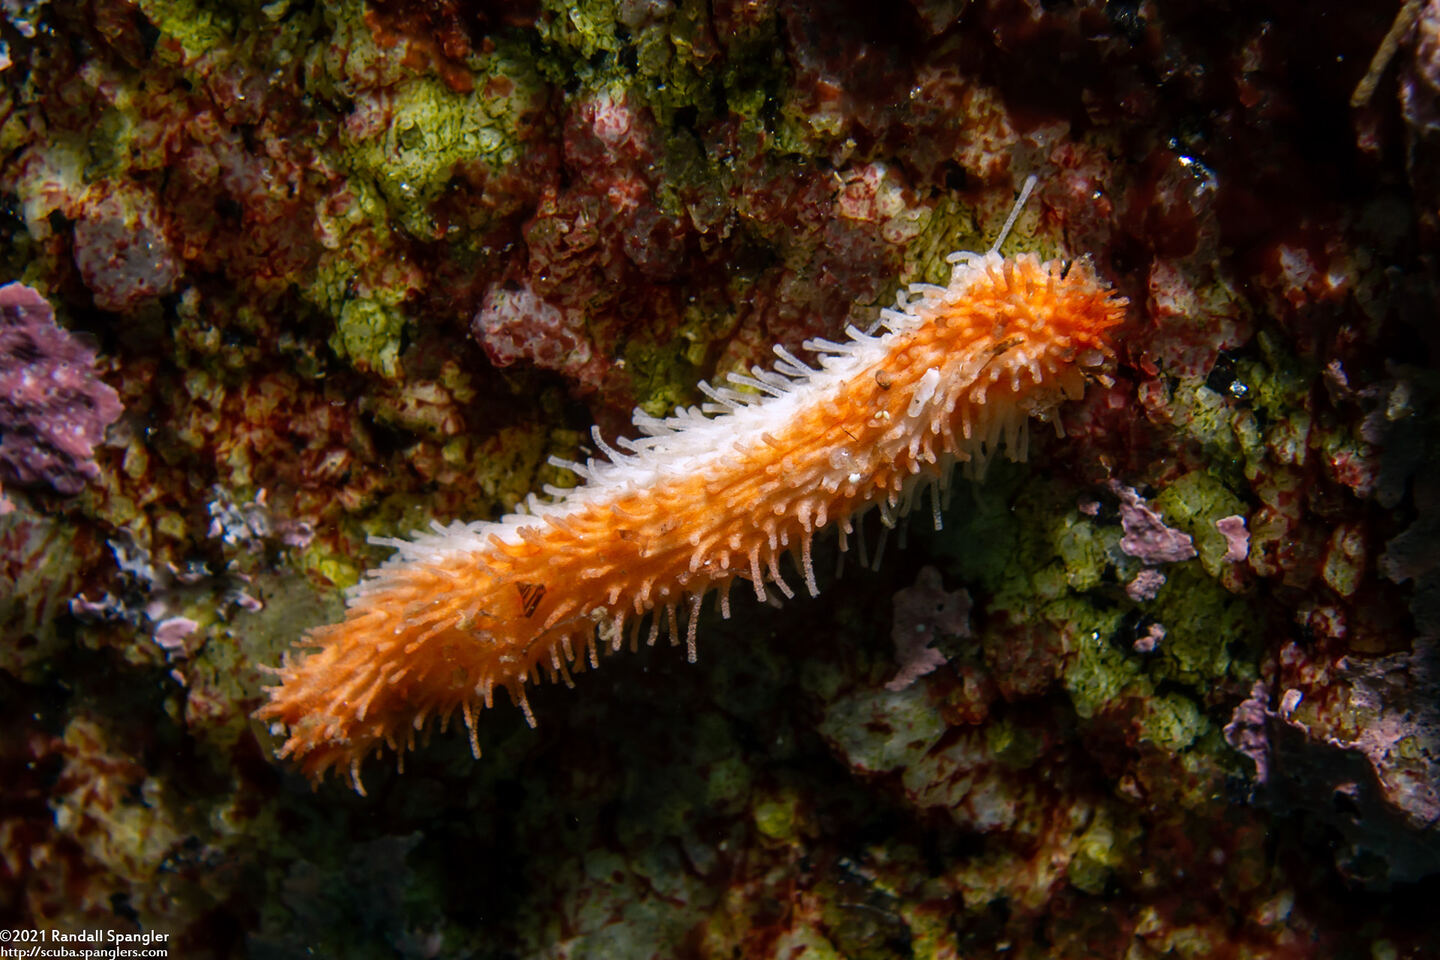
[256,179,1128,791]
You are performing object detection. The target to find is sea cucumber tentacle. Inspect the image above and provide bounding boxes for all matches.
[255,190,1128,790]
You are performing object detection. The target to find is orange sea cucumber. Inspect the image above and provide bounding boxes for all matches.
[256,180,1128,791]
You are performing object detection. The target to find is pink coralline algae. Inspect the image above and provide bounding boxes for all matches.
[1132,620,1165,653]
[151,616,200,655]
[1223,682,1274,784]
[1216,514,1251,563]
[1225,641,1440,887]
[1111,480,1198,564]
[1125,568,1167,603]
[464,85,689,398]
[0,283,122,495]
[886,566,971,692]
[471,280,604,390]
[71,181,182,313]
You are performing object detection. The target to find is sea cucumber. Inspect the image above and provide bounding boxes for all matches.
[256,179,1128,791]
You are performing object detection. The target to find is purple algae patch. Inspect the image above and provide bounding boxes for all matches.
[886,565,971,691]
[1215,514,1250,563]
[0,282,123,495]
[1111,480,1198,565]
[1125,567,1167,602]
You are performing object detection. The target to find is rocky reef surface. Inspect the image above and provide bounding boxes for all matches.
[1,1,1437,957]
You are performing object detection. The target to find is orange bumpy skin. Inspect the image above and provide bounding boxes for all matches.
[256,232,1127,791]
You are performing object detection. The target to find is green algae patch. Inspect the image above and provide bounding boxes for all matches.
[1229,331,1316,479]
[1152,470,1249,577]
[295,539,364,592]
[306,176,405,298]
[948,473,1113,607]
[340,57,543,238]
[816,684,948,776]
[1066,808,1136,896]
[752,791,801,843]
[1054,511,1119,593]
[986,716,1047,771]
[815,872,912,960]
[622,0,729,131]
[472,424,554,510]
[897,192,981,288]
[1166,330,1318,498]
[135,0,240,66]
[536,0,742,136]
[1057,601,1137,720]
[1137,691,1208,753]
[1322,523,1368,597]
[797,641,853,705]
[624,334,702,418]
[1148,565,1260,687]
[316,0,429,94]
[536,0,625,63]
[1250,352,1314,468]
[329,295,406,380]
[1170,382,1249,484]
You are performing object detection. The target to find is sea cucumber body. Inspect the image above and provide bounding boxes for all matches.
[257,251,1126,787]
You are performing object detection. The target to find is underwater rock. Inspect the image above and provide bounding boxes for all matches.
[1225,644,1440,889]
